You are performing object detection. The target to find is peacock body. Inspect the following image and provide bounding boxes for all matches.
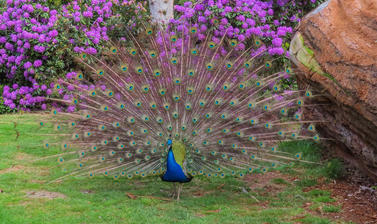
[36,26,319,198]
[162,139,192,183]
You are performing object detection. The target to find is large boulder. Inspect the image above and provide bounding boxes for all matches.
[289,0,377,180]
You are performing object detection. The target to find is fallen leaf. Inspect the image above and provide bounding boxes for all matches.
[204,209,220,213]
[192,191,205,197]
[217,184,225,190]
[126,192,137,199]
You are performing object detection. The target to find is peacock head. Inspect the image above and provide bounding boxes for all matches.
[167,134,173,146]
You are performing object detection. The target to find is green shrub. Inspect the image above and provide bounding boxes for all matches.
[322,159,344,179]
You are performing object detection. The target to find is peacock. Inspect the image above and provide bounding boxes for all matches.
[31,25,320,200]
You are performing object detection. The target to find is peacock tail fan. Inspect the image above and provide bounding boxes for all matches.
[35,25,321,182]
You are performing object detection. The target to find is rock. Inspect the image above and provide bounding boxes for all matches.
[289,0,377,180]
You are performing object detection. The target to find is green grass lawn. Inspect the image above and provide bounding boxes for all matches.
[0,114,352,224]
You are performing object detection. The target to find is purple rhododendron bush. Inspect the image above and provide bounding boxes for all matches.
[0,0,324,113]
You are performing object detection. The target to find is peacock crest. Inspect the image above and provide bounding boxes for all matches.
[37,25,320,183]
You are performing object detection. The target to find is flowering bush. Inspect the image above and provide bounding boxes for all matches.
[173,0,325,56]
[0,0,324,113]
[171,0,325,91]
[0,0,149,113]
[0,1,59,80]
[59,0,148,55]
[0,0,62,111]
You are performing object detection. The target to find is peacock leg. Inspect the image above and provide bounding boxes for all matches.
[176,183,183,201]
[169,182,177,198]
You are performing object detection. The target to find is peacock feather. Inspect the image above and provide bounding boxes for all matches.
[32,26,320,198]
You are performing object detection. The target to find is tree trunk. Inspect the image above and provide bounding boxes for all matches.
[148,0,174,25]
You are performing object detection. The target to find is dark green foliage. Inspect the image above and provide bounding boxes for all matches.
[0,97,16,114]
[322,159,344,179]
[0,86,16,114]
[279,140,345,180]
[279,140,321,163]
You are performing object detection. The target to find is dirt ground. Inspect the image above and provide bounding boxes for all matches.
[245,171,377,224]
[305,180,377,224]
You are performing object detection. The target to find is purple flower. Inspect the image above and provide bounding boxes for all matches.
[50,10,57,16]
[24,61,32,69]
[272,38,283,47]
[224,6,232,13]
[238,34,245,42]
[67,85,75,91]
[86,47,97,54]
[33,60,42,67]
[5,42,14,50]
[0,36,6,43]
[48,29,58,38]
[73,46,81,53]
[9,103,16,109]
[67,105,76,112]
[198,16,206,23]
